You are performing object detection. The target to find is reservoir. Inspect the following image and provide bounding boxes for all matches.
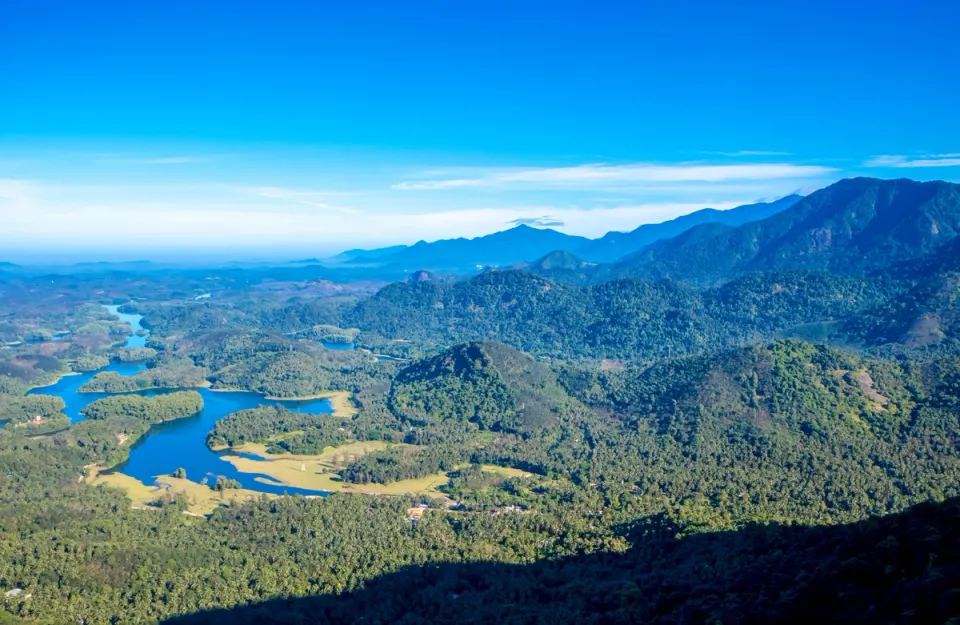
[104,304,148,348]
[29,304,334,496]
[320,341,355,350]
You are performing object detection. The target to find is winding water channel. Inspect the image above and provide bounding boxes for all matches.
[29,305,333,496]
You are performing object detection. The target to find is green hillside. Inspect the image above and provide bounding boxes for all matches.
[346,268,891,358]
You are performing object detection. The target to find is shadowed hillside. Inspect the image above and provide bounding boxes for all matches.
[163,496,960,624]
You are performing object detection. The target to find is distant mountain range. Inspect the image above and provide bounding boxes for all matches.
[328,245,409,264]
[332,225,591,273]
[348,176,960,358]
[326,195,804,272]
[575,194,803,262]
[327,177,960,289]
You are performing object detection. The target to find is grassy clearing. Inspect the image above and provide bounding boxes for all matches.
[245,470,451,496]
[224,440,449,495]
[221,441,531,496]
[221,440,431,495]
[231,439,393,464]
[480,464,532,478]
[86,467,272,515]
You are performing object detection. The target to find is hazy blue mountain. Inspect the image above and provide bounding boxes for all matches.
[510,250,600,285]
[328,245,409,264]
[615,178,960,283]
[327,196,801,275]
[575,194,802,262]
[340,225,590,273]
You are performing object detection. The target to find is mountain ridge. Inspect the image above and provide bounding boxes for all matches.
[326,194,804,273]
[616,177,960,283]
[339,224,590,273]
[575,194,803,262]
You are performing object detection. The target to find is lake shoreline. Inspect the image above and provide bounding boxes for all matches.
[29,302,356,499]
[28,371,82,391]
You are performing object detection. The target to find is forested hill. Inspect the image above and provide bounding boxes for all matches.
[345,268,892,358]
[615,177,960,283]
[160,338,960,624]
[390,341,568,433]
[344,178,960,360]
[352,337,960,524]
[509,250,598,285]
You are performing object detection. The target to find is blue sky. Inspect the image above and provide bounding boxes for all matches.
[1,0,958,261]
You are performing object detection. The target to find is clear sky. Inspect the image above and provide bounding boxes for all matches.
[1,0,958,261]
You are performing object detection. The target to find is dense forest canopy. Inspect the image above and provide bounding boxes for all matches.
[0,177,959,622]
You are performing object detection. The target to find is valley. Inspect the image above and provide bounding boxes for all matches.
[0,177,959,623]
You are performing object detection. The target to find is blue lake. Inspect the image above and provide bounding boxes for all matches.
[28,361,149,422]
[104,304,148,348]
[320,341,355,351]
[113,388,333,496]
[28,304,333,496]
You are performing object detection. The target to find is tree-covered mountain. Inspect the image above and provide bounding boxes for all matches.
[345,335,960,525]
[836,260,960,355]
[3,227,960,623]
[345,268,891,358]
[337,224,590,273]
[616,178,960,283]
[559,339,960,521]
[6,176,960,624]
[390,341,567,434]
[508,250,599,285]
[342,177,960,359]
[576,194,802,262]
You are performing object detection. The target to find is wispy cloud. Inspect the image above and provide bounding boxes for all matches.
[0,178,36,204]
[93,154,224,165]
[251,186,359,214]
[864,154,960,168]
[393,162,834,191]
[507,216,566,227]
[0,177,752,252]
[139,156,213,164]
[705,150,792,157]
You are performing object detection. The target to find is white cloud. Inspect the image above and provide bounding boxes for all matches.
[140,156,212,164]
[706,150,792,157]
[250,186,359,214]
[0,178,37,206]
[0,177,752,250]
[392,178,486,190]
[507,216,566,227]
[91,154,223,165]
[393,162,834,190]
[864,154,960,168]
